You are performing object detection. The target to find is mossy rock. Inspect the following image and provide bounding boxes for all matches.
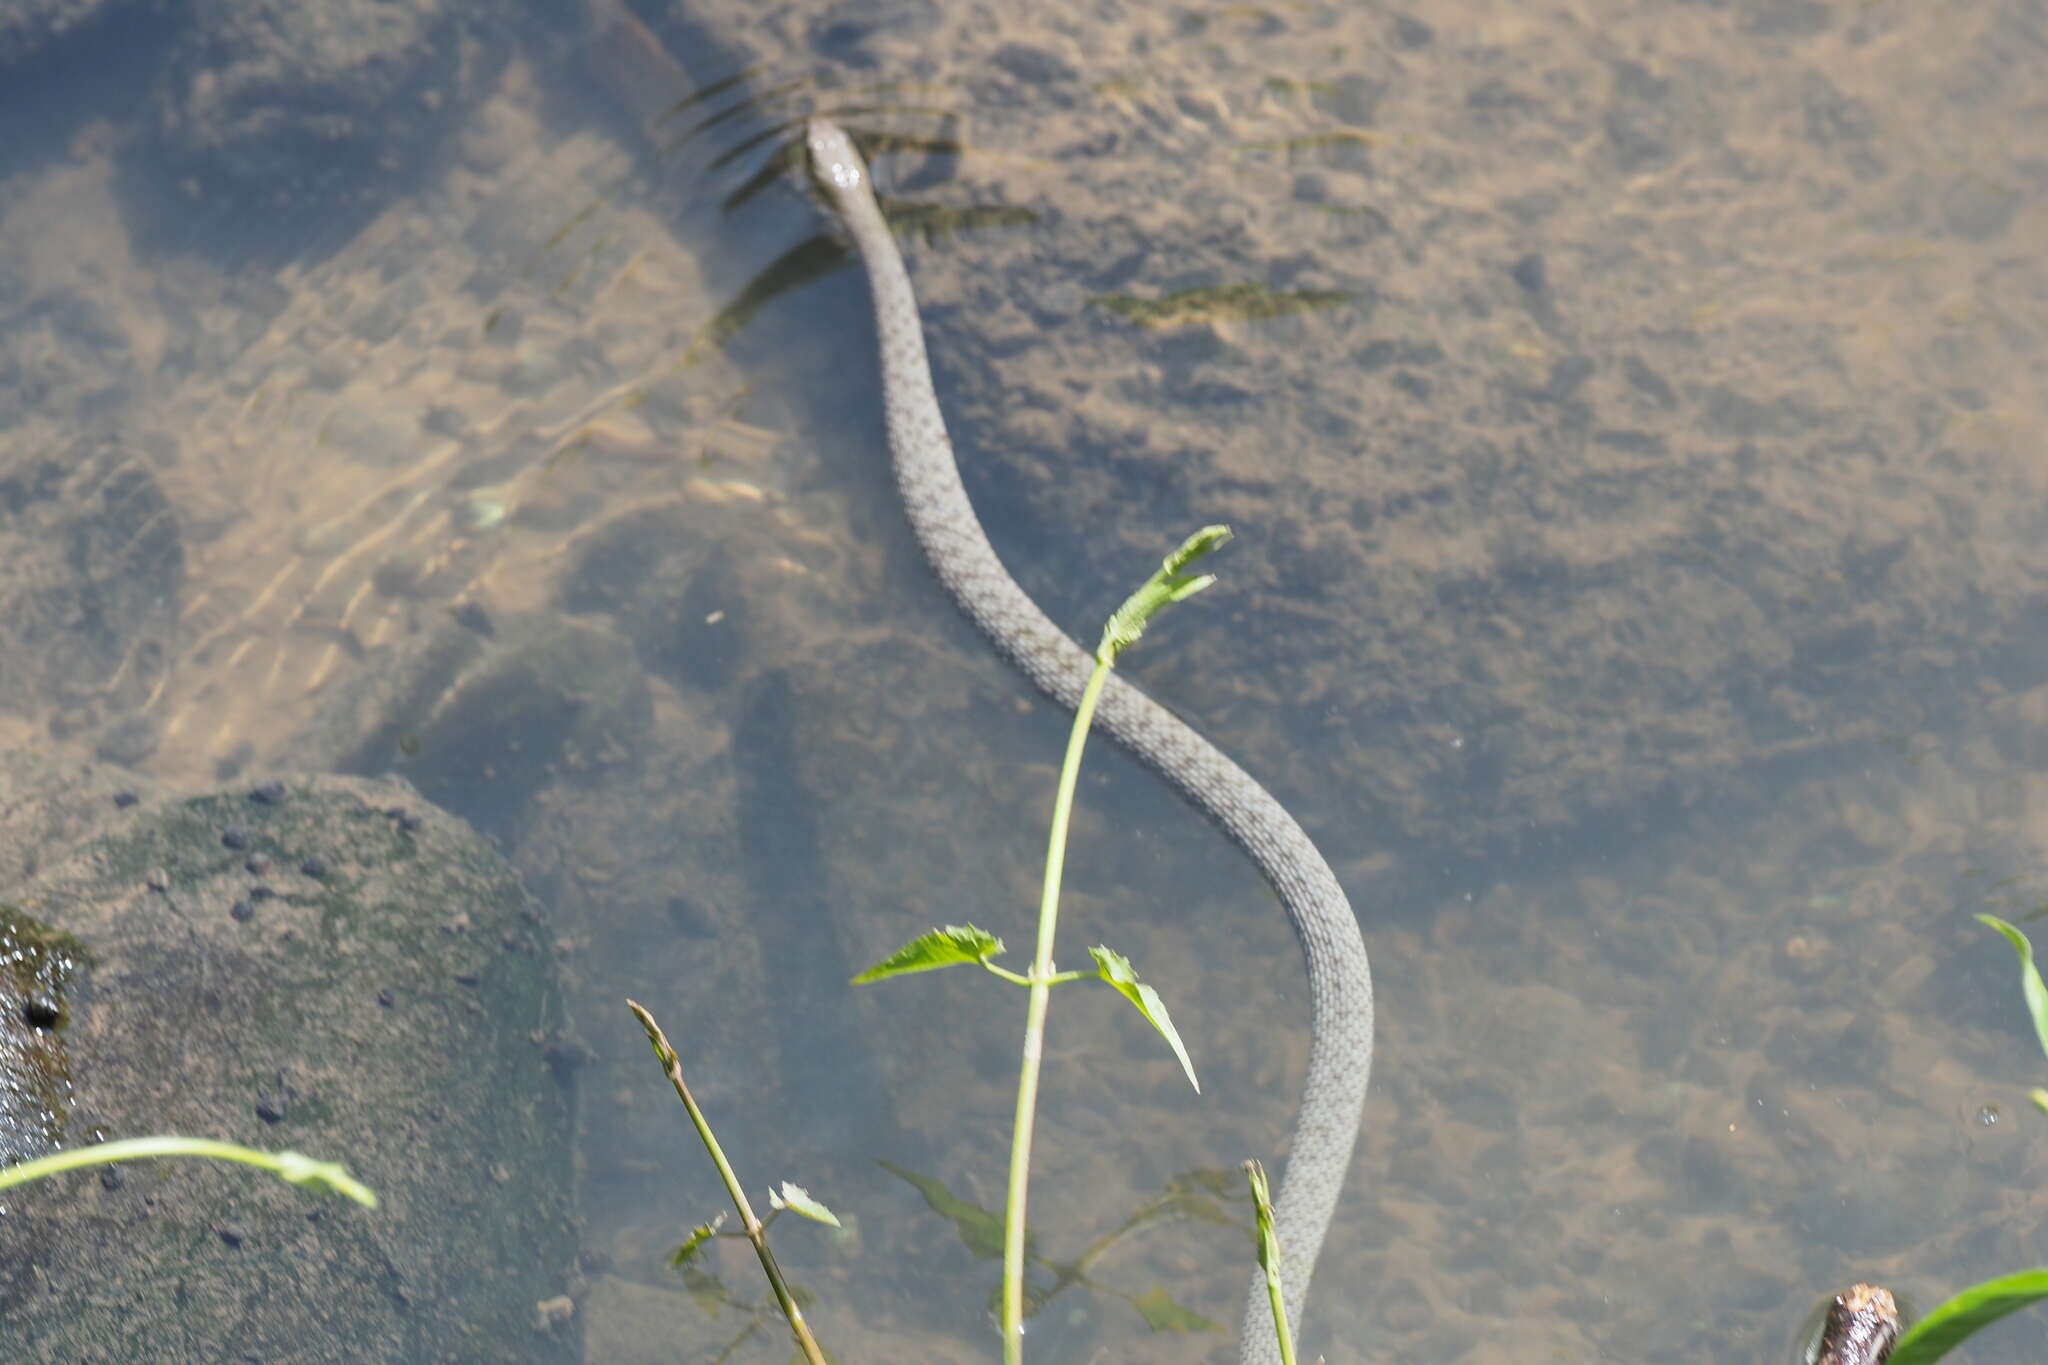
[0,772,579,1362]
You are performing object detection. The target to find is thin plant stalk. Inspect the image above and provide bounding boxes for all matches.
[628,999,830,1365]
[0,1135,376,1205]
[1003,659,1114,1363]
[999,527,1231,1365]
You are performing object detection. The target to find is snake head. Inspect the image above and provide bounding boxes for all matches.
[805,117,866,193]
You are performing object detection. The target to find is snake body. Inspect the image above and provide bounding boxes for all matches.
[805,117,1375,1361]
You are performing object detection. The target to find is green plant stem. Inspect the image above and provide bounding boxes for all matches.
[1244,1159,1297,1365]
[0,1134,377,1205]
[629,999,829,1365]
[1003,657,1114,1364]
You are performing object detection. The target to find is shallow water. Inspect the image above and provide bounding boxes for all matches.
[2,0,2047,1361]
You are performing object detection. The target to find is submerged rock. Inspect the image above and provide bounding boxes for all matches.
[0,771,579,1363]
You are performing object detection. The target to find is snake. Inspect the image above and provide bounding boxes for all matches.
[804,117,1375,1361]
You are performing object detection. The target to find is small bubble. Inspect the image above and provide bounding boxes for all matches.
[1977,1104,2001,1127]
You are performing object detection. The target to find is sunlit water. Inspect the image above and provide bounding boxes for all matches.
[2,0,2046,1361]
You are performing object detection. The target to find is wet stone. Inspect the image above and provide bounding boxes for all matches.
[245,853,271,875]
[248,781,288,805]
[220,827,250,851]
[298,856,328,880]
[0,775,576,1360]
[112,792,138,809]
[229,901,254,923]
[0,909,84,1162]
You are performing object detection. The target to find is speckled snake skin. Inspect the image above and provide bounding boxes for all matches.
[806,117,1374,1360]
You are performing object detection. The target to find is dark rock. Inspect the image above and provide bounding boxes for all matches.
[0,774,578,1362]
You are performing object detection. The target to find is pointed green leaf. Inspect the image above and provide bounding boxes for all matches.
[852,925,1004,983]
[1090,946,1199,1092]
[1130,1286,1224,1334]
[769,1182,841,1227]
[1888,1269,2048,1365]
[877,1159,1014,1260]
[1097,526,1233,665]
[1975,915,2048,1060]
[2032,1088,2048,1117]
[670,1212,727,1266]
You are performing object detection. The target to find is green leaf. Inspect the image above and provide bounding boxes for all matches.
[1097,527,1232,665]
[1130,1286,1224,1334]
[1888,1269,2048,1365]
[1975,915,2048,1060]
[877,1159,1014,1261]
[852,925,1004,983]
[2032,1088,2048,1117]
[769,1182,841,1227]
[1090,946,1199,1092]
[670,1213,726,1266]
